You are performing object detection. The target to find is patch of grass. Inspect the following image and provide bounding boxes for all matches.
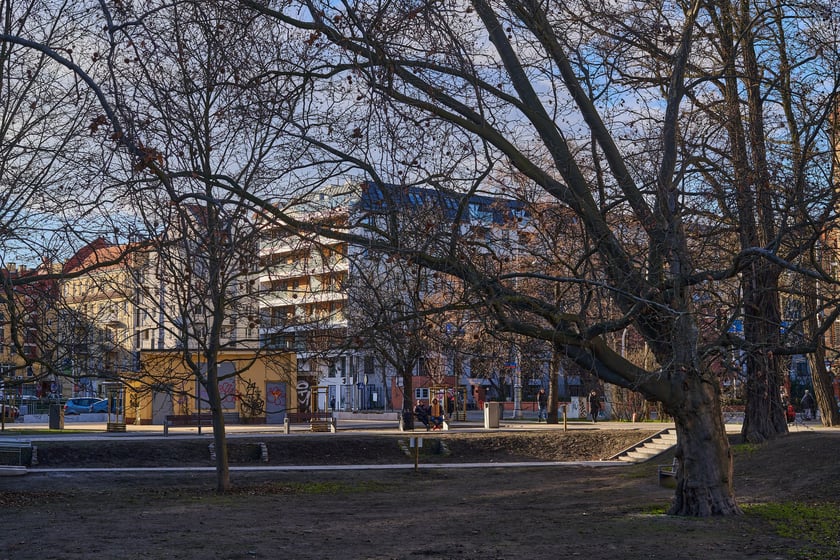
[731,442,762,455]
[637,503,670,515]
[745,502,840,560]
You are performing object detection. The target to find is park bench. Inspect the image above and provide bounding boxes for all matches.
[284,411,336,433]
[0,439,33,470]
[398,410,450,432]
[658,458,679,484]
[163,412,240,435]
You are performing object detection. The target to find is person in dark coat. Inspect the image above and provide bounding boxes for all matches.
[414,399,430,430]
[587,390,601,423]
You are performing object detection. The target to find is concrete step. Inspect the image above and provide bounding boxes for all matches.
[624,449,665,461]
[644,440,675,450]
[609,429,677,463]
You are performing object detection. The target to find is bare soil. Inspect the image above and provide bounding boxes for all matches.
[1,428,839,560]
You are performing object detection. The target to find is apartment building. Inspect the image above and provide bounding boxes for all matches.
[60,238,141,398]
[257,185,354,411]
[0,262,58,399]
[257,181,534,413]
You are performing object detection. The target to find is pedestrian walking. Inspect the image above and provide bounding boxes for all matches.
[536,388,548,422]
[587,390,601,423]
[800,390,816,421]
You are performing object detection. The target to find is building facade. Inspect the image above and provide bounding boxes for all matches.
[257,181,537,413]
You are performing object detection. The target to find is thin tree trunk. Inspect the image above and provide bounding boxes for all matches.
[401,369,415,430]
[206,363,230,493]
[547,350,560,424]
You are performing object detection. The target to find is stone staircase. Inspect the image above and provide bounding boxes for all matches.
[608,428,677,462]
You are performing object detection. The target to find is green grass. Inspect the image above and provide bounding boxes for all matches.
[731,442,762,455]
[638,503,670,515]
[745,502,840,559]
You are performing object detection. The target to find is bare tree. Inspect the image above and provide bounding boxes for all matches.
[3,0,838,517]
[90,0,311,492]
[0,0,134,408]
[237,0,840,516]
[346,250,431,426]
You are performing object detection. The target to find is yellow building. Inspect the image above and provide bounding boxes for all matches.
[60,238,142,397]
[129,349,296,425]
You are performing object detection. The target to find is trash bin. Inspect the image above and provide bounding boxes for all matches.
[49,404,64,430]
[484,401,500,429]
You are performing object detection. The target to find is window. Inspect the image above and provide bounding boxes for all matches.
[468,203,493,224]
[510,207,528,223]
[267,333,293,349]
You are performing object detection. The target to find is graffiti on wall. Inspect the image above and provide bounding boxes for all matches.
[265,381,287,423]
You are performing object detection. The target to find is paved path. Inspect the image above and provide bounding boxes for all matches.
[2,410,829,443]
[2,416,676,441]
[1,412,830,476]
[29,460,628,474]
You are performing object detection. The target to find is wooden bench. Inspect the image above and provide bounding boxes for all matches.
[166,413,215,427]
[163,412,239,435]
[0,440,33,468]
[285,412,335,433]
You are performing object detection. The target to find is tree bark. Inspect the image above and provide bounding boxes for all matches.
[206,362,230,493]
[401,368,415,430]
[803,275,840,426]
[547,350,560,424]
[740,264,788,443]
[668,373,740,516]
[809,352,839,427]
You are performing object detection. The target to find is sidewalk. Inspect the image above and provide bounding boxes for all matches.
[0,410,679,442]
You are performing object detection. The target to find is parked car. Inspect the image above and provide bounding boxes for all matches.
[90,399,115,413]
[1,404,20,420]
[63,397,101,415]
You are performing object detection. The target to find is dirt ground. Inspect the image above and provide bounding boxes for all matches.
[1,428,839,560]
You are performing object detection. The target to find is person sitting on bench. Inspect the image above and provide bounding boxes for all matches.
[429,398,445,430]
[414,399,430,430]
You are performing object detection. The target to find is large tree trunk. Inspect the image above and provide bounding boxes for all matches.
[741,264,788,443]
[667,374,740,516]
[809,352,839,427]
